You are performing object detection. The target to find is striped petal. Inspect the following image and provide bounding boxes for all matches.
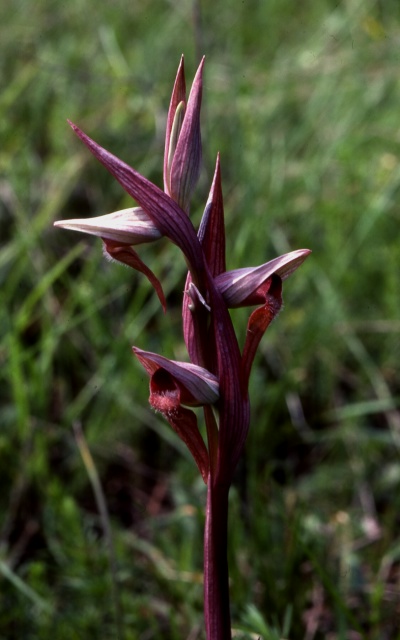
[133,346,216,483]
[133,347,219,406]
[215,249,311,308]
[54,207,161,245]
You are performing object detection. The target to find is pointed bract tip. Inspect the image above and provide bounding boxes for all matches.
[195,56,205,77]
[214,152,221,175]
[176,55,185,77]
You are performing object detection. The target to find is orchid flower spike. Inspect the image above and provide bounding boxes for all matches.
[54,55,311,640]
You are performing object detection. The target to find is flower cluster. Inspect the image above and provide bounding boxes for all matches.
[55,56,309,486]
[55,56,310,638]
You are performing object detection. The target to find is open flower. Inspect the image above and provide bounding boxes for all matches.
[55,207,166,309]
[215,248,311,308]
[54,58,206,310]
[133,348,219,406]
[133,347,219,483]
[53,207,161,245]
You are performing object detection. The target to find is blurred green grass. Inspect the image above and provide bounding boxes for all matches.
[1,0,400,637]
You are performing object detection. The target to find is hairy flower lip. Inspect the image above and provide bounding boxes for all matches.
[54,207,162,245]
[215,248,311,307]
[148,367,210,483]
[133,347,219,406]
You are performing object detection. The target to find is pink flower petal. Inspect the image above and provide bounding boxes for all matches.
[133,347,219,406]
[215,248,311,307]
[54,207,161,245]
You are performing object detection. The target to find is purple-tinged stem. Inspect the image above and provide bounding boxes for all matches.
[204,478,231,640]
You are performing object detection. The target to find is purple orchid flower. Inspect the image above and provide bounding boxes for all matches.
[55,56,310,640]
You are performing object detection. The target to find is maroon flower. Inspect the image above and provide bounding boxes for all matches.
[133,347,218,483]
[55,57,310,640]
